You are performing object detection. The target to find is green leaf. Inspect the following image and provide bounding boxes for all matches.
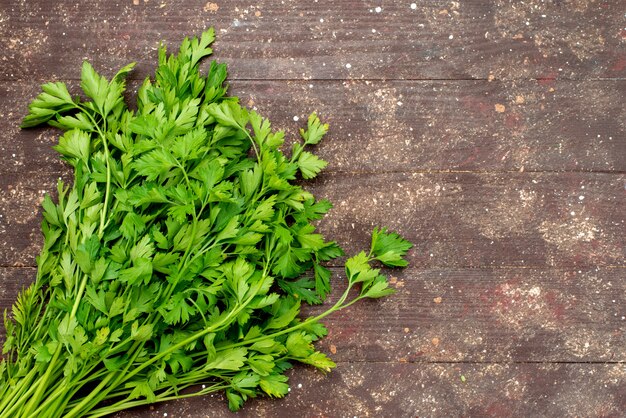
[297,151,327,179]
[273,247,303,279]
[132,148,178,181]
[85,286,107,314]
[33,342,53,364]
[251,195,276,221]
[159,293,196,325]
[41,194,61,226]
[286,332,314,358]
[54,112,94,131]
[21,82,76,128]
[189,28,215,68]
[80,61,109,113]
[266,297,300,330]
[119,212,147,240]
[129,114,158,138]
[103,355,126,371]
[127,381,156,403]
[301,198,333,221]
[361,275,396,299]
[300,321,328,340]
[231,372,260,396]
[259,374,290,398]
[113,62,136,82]
[108,297,126,318]
[58,315,78,345]
[75,235,100,274]
[54,129,91,162]
[344,251,370,278]
[226,390,244,412]
[249,339,284,355]
[62,188,80,221]
[205,347,248,371]
[130,321,153,342]
[278,278,321,305]
[129,235,154,262]
[313,263,332,301]
[90,258,109,284]
[239,164,262,199]
[118,258,153,286]
[247,354,275,376]
[208,101,249,130]
[296,226,325,251]
[171,127,207,161]
[249,110,271,146]
[190,158,225,190]
[300,113,329,145]
[300,351,336,373]
[370,227,413,267]
[94,327,110,346]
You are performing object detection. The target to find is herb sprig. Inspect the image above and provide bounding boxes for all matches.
[0,29,412,416]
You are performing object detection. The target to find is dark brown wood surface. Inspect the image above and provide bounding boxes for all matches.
[3,80,626,174]
[2,0,625,81]
[0,0,624,417]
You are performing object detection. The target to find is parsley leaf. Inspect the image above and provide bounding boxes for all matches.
[370,226,414,267]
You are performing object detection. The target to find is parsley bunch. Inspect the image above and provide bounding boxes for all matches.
[0,29,412,417]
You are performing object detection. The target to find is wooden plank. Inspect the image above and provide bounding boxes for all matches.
[1,171,623,268]
[1,1,623,416]
[2,267,624,363]
[232,80,626,173]
[2,79,625,175]
[2,0,625,82]
[303,267,626,363]
[312,172,625,269]
[112,363,626,417]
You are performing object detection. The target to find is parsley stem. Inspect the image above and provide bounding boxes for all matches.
[240,125,260,161]
[20,343,62,417]
[85,382,229,418]
[217,283,358,353]
[77,105,111,237]
[112,276,267,391]
[0,368,37,416]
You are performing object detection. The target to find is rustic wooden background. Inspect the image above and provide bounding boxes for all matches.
[1,0,625,416]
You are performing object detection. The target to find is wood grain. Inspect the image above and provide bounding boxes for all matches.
[1,171,623,268]
[1,0,624,415]
[2,79,625,175]
[2,267,624,363]
[2,0,624,82]
[111,362,626,418]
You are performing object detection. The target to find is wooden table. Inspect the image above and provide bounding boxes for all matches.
[1,1,624,416]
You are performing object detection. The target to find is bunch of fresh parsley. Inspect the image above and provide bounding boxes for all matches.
[0,29,412,417]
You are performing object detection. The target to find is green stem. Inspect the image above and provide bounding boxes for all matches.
[27,356,107,418]
[64,337,145,418]
[112,276,266,392]
[85,383,229,418]
[78,105,111,237]
[19,268,89,417]
[0,368,38,416]
[19,344,62,417]
[26,379,68,418]
[62,371,117,418]
[219,284,359,352]
[240,125,260,161]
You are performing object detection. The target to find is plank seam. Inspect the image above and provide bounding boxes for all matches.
[2,264,625,270]
[331,360,626,365]
[1,77,625,83]
[4,169,626,176]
